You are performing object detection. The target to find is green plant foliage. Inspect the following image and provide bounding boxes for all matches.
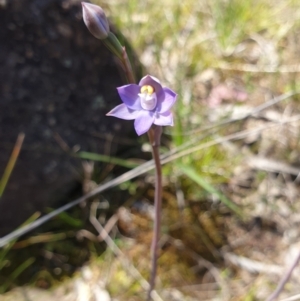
[178,163,242,216]
[0,257,35,293]
[76,151,139,169]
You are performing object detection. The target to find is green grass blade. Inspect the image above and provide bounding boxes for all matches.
[76,151,139,169]
[0,244,13,270]
[55,211,83,228]
[178,164,243,217]
[0,257,35,293]
[0,212,40,269]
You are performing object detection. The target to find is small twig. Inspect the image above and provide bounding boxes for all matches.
[266,249,300,301]
[88,202,164,301]
[96,213,119,241]
[77,212,118,242]
[53,132,70,152]
[76,229,99,242]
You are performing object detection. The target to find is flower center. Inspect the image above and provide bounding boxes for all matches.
[139,85,157,110]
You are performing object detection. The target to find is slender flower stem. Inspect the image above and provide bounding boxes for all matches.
[84,13,167,295]
[266,249,300,301]
[107,42,162,298]
[110,39,163,298]
[106,36,164,295]
[147,126,163,301]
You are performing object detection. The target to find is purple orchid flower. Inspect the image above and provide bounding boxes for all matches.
[107,75,177,136]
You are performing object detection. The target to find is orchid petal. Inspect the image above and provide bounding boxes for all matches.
[106,104,140,120]
[117,84,141,110]
[154,111,173,126]
[139,75,162,94]
[134,110,155,136]
[107,75,176,135]
[156,88,177,113]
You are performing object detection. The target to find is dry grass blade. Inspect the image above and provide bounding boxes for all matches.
[162,114,300,164]
[280,293,300,301]
[173,90,300,137]
[218,62,300,73]
[247,157,300,176]
[0,155,157,248]
[2,111,300,248]
[0,133,25,197]
[224,253,282,275]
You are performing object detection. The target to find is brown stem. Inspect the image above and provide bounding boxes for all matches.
[266,249,300,301]
[147,126,163,301]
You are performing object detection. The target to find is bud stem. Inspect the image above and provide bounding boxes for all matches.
[102,33,135,84]
[102,32,123,60]
[121,46,136,84]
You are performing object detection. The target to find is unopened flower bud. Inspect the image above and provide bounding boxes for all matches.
[82,2,110,40]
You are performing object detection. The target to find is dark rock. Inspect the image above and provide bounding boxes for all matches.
[0,0,139,235]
